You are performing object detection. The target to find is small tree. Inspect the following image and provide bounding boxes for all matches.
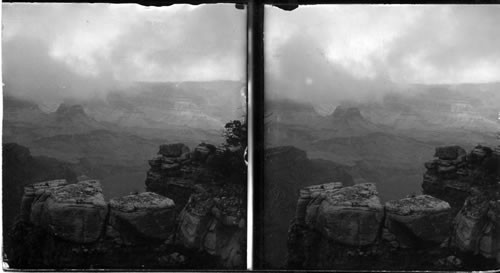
[207,120,247,184]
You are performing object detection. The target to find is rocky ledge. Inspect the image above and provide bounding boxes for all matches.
[288,144,499,270]
[7,142,246,269]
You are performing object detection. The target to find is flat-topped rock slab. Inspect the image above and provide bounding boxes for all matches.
[385,195,452,244]
[305,183,384,246]
[109,191,174,212]
[109,192,176,242]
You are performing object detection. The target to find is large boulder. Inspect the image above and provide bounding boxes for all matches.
[305,183,384,246]
[30,180,108,243]
[385,195,452,245]
[158,143,190,157]
[108,192,176,244]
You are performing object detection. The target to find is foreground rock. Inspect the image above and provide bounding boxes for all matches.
[305,183,384,246]
[30,180,108,243]
[385,195,452,245]
[108,192,176,244]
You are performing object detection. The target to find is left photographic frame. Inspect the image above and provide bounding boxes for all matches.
[2,2,248,270]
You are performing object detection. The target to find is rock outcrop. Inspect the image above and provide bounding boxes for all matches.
[177,183,245,268]
[143,142,246,268]
[287,144,499,270]
[423,144,500,263]
[452,187,500,260]
[7,142,246,269]
[423,144,498,210]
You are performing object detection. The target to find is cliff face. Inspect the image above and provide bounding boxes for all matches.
[2,143,78,237]
[6,143,246,269]
[262,146,354,267]
[287,145,500,270]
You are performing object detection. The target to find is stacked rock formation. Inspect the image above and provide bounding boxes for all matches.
[145,143,217,211]
[422,145,470,209]
[143,143,246,268]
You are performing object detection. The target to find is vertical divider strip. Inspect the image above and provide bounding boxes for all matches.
[247,0,264,270]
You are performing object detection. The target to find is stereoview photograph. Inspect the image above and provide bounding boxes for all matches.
[262,4,500,270]
[2,3,247,269]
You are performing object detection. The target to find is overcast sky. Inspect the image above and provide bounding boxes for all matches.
[2,3,246,102]
[265,5,500,104]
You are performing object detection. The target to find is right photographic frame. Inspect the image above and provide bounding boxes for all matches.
[261,4,500,270]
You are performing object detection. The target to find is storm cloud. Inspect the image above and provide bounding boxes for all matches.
[2,3,246,103]
[265,5,500,105]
